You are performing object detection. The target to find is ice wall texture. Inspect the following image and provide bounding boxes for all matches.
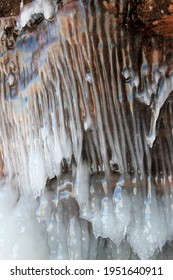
[0,0,173,259]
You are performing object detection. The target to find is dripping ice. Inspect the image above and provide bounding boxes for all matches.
[0,0,173,260]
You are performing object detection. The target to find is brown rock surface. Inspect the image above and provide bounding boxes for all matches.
[0,0,32,17]
[0,0,172,26]
[136,0,170,23]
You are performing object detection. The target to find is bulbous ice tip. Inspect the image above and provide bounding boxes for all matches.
[7,73,16,87]
[146,133,156,148]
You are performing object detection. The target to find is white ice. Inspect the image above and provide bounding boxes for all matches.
[18,0,58,29]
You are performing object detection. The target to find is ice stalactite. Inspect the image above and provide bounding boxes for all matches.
[0,0,173,259]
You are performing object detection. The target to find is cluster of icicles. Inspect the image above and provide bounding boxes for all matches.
[1,176,173,260]
[0,0,173,260]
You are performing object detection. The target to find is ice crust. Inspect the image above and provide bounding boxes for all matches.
[73,164,173,259]
[0,182,49,259]
[1,172,173,260]
[0,0,173,260]
[18,0,58,29]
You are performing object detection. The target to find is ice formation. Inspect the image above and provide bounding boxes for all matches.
[18,0,58,29]
[0,0,173,259]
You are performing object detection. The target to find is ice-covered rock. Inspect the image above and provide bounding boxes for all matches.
[0,0,173,260]
[18,0,58,29]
